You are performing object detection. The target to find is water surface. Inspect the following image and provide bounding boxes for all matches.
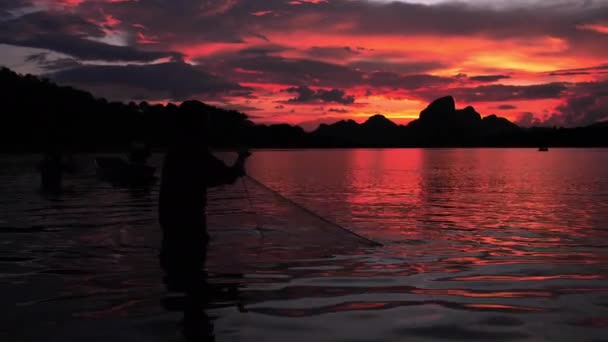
[1,149,608,341]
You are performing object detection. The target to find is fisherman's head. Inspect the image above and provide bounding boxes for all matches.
[128,141,151,163]
[174,100,210,146]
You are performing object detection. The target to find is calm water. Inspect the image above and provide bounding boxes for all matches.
[1,149,608,341]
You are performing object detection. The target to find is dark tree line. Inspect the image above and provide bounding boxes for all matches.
[1,67,606,151]
[0,67,257,151]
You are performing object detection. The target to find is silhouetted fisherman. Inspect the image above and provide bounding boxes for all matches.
[126,141,155,186]
[159,100,250,294]
[38,148,75,193]
[128,141,151,166]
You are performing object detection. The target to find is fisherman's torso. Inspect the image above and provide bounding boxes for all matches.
[158,147,208,227]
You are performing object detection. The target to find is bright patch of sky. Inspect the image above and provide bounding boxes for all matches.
[86,31,130,47]
[0,44,70,74]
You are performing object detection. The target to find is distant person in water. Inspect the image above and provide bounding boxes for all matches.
[159,100,251,293]
[126,141,155,186]
[38,147,75,193]
[128,141,151,165]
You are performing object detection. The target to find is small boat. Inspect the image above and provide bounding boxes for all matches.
[95,156,157,187]
[538,147,549,152]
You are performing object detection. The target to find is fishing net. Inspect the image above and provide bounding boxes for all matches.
[205,175,380,273]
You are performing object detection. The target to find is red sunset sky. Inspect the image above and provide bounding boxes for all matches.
[1,0,607,129]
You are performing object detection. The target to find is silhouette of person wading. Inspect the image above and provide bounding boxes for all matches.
[159,100,251,293]
[39,146,76,193]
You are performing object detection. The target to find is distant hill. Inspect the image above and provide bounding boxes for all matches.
[1,67,607,150]
[311,114,401,146]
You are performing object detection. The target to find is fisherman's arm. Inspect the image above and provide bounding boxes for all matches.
[205,150,250,188]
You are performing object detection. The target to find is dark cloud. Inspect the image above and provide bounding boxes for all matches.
[9,0,608,62]
[57,0,608,61]
[307,46,359,59]
[544,82,608,127]
[549,71,590,76]
[553,95,608,127]
[348,60,444,74]
[251,33,270,42]
[469,75,511,82]
[25,52,81,71]
[2,35,179,62]
[201,53,451,91]
[497,104,517,110]
[515,112,541,127]
[238,45,287,56]
[285,86,355,105]
[516,81,608,127]
[0,0,29,8]
[328,108,349,113]
[437,82,568,102]
[0,11,104,39]
[219,103,262,113]
[0,11,179,62]
[0,0,31,16]
[193,0,608,55]
[367,72,455,90]
[24,52,47,64]
[83,0,247,44]
[200,54,363,87]
[340,1,578,38]
[50,61,247,101]
[548,64,608,77]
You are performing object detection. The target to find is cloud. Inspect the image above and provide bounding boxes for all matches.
[201,54,363,87]
[198,0,607,52]
[548,64,608,77]
[50,61,247,101]
[0,11,180,62]
[81,0,248,44]
[367,72,455,90]
[545,82,608,127]
[469,75,511,82]
[285,86,355,105]
[25,52,81,70]
[0,10,103,37]
[238,45,287,56]
[0,0,31,16]
[65,0,608,60]
[549,71,591,76]
[218,103,262,113]
[497,104,517,110]
[203,53,451,91]
[306,46,360,59]
[515,112,540,127]
[435,82,568,102]
[12,0,608,62]
[328,108,349,113]
[515,80,608,127]
[348,60,444,73]
[3,35,179,62]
